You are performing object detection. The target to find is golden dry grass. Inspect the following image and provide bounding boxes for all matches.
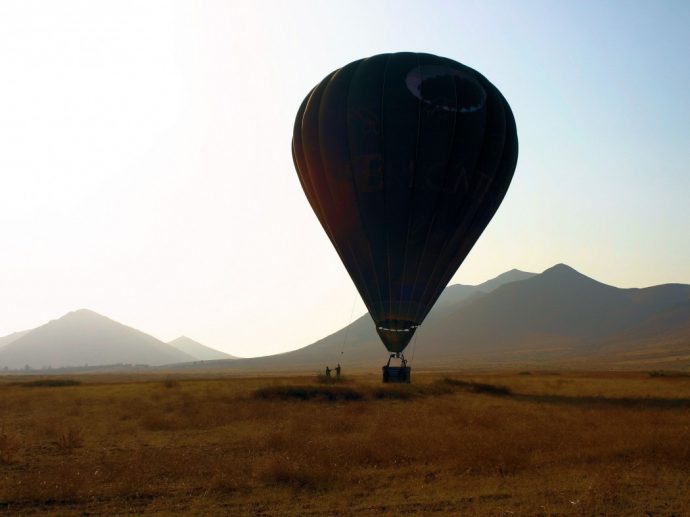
[0,370,689,515]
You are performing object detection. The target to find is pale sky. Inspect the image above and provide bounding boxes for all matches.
[1,1,689,357]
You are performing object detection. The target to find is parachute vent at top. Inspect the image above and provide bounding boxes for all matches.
[292,52,518,354]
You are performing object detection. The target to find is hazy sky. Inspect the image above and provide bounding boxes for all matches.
[2,1,689,357]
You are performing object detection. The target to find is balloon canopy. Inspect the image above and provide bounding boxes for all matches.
[292,52,518,354]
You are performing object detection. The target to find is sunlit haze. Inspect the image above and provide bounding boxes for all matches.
[2,1,689,357]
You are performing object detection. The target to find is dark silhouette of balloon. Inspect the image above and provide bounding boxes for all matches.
[292,52,518,354]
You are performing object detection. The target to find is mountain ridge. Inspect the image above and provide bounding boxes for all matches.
[0,309,194,369]
[184,264,689,371]
[168,336,237,361]
[0,329,30,349]
[1,265,688,372]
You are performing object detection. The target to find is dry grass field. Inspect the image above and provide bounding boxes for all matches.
[1,370,689,516]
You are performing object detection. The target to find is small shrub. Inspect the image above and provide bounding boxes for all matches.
[163,378,180,388]
[648,370,690,378]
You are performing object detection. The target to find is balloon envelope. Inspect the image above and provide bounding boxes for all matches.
[292,52,518,354]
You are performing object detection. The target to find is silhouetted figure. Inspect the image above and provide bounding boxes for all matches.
[325,366,331,378]
[335,363,341,378]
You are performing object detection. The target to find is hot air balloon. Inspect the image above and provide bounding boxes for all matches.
[292,52,518,382]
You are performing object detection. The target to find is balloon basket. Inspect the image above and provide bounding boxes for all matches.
[382,353,411,383]
[382,365,411,383]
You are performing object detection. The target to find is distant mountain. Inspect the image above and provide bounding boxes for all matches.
[0,309,195,369]
[414,264,690,364]
[184,264,690,372]
[4,265,687,373]
[475,268,537,293]
[0,329,30,349]
[435,268,535,308]
[176,267,544,371]
[433,268,536,320]
[168,336,237,361]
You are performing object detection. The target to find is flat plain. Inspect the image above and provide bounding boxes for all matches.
[1,370,689,516]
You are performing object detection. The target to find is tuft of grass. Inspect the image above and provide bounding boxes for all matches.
[139,413,179,431]
[51,425,83,452]
[162,378,180,388]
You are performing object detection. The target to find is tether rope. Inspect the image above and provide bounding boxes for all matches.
[409,327,420,364]
[338,290,359,363]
